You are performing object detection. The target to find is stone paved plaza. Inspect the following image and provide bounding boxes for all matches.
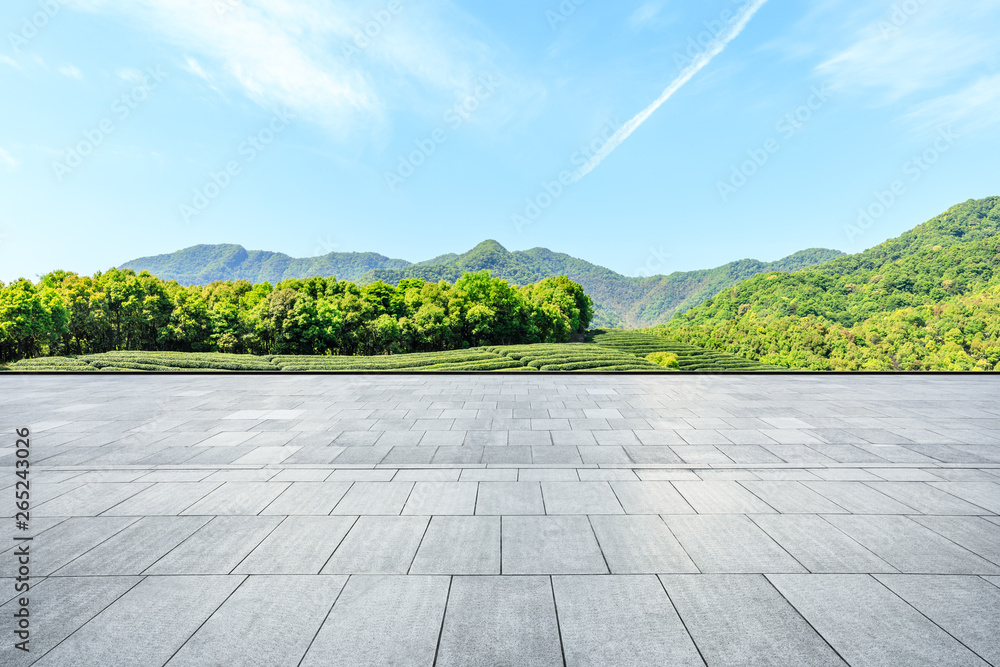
[1,373,999,666]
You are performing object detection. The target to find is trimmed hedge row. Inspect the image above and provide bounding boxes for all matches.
[2,336,776,372]
[588,329,782,370]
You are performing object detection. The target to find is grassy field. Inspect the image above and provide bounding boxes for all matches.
[3,330,780,372]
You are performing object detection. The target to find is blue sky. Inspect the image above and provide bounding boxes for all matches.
[1,0,998,282]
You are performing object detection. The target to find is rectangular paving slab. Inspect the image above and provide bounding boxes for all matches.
[321,516,429,574]
[166,575,347,667]
[233,516,357,574]
[32,575,242,667]
[300,575,449,667]
[144,516,282,575]
[824,515,1000,575]
[590,515,698,573]
[661,574,846,666]
[436,576,562,666]
[501,516,608,575]
[0,576,142,667]
[663,514,807,573]
[409,516,500,574]
[769,574,989,667]
[553,575,704,667]
[876,574,1000,666]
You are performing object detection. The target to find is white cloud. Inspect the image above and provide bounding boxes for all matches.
[0,55,22,70]
[70,0,508,136]
[117,67,146,84]
[181,57,209,81]
[629,1,663,29]
[817,1,1000,130]
[0,147,20,171]
[907,73,1000,132]
[58,64,84,80]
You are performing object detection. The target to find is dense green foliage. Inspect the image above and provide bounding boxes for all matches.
[122,239,843,329]
[664,197,1000,370]
[0,269,593,364]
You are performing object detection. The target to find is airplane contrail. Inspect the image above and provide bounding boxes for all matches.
[569,0,769,183]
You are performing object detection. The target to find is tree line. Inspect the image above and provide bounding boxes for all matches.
[0,269,593,363]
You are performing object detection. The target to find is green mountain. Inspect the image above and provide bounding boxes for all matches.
[664,196,1000,370]
[121,240,843,328]
[119,244,410,285]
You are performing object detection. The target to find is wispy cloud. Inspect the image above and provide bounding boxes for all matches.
[570,0,769,183]
[817,1,1000,129]
[0,147,20,171]
[70,0,507,136]
[0,54,22,70]
[58,64,84,80]
[629,1,663,30]
[117,67,146,84]
[907,72,1000,132]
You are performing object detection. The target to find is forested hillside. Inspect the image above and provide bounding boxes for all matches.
[120,244,410,284]
[123,240,842,328]
[664,197,1000,370]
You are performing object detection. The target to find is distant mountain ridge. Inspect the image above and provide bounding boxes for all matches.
[121,241,844,328]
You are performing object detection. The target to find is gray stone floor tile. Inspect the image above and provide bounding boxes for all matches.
[824,515,1000,574]
[145,516,282,574]
[553,575,703,666]
[167,575,347,667]
[410,516,500,574]
[928,482,1000,513]
[518,468,579,481]
[502,516,608,574]
[326,469,396,481]
[673,480,776,514]
[911,516,1000,565]
[322,516,429,574]
[33,575,242,667]
[259,481,352,515]
[234,516,356,574]
[591,515,698,573]
[476,482,545,515]
[751,514,897,573]
[181,481,289,516]
[393,469,461,481]
[802,481,918,514]
[741,480,849,514]
[540,481,624,514]
[436,576,561,666]
[331,481,414,515]
[610,480,695,514]
[300,575,449,667]
[866,481,992,515]
[769,574,988,667]
[0,576,141,667]
[9,516,139,576]
[662,574,846,666]
[402,482,479,515]
[459,468,518,482]
[35,482,152,517]
[56,516,211,576]
[102,482,222,516]
[877,574,1000,665]
[663,514,806,573]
